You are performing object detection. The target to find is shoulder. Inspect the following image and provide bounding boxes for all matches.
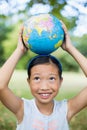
[55,99,67,107]
[53,99,68,124]
[22,98,34,108]
[54,99,68,113]
[16,98,34,124]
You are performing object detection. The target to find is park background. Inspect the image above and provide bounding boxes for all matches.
[0,0,87,130]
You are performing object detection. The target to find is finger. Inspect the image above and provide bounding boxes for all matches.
[22,37,29,50]
[19,24,24,35]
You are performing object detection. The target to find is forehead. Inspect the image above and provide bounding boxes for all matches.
[30,63,59,74]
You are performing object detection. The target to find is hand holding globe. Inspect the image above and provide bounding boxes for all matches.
[22,13,64,55]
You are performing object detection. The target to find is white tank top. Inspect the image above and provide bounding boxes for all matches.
[16,98,69,130]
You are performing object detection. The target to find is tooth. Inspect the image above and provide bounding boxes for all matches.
[42,94,49,96]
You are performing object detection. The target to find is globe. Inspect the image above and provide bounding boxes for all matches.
[23,13,64,55]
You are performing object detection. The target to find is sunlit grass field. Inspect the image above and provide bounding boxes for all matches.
[0,70,87,130]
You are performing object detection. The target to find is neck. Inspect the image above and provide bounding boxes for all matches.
[35,99,54,116]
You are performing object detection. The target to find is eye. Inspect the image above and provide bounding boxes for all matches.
[34,76,40,81]
[49,77,56,81]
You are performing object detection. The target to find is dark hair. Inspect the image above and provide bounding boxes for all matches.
[27,55,62,79]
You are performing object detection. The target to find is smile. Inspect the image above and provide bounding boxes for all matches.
[39,93,52,99]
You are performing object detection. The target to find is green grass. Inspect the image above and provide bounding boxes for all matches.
[0,70,87,130]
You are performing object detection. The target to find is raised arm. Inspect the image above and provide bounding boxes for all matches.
[0,26,27,122]
[61,23,87,77]
[68,86,87,121]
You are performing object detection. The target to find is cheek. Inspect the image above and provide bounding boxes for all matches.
[29,81,38,93]
[53,81,61,91]
[54,85,60,92]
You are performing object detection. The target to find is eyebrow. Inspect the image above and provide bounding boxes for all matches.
[31,73,40,76]
[31,73,58,76]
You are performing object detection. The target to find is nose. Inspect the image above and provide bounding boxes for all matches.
[40,80,49,90]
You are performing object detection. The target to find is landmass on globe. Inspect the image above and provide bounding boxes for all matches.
[23,13,64,55]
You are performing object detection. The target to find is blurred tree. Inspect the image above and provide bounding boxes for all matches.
[73,35,87,56]
[0,17,13,66]
[0,0,87,71]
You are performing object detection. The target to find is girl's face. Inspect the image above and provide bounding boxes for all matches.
[27,63,63,105]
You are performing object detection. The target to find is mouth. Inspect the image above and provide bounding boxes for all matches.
[39,93,52,99]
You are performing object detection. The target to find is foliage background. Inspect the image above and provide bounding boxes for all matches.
[0,0,87,71]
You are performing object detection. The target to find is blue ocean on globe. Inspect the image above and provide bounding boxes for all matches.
[23,13,64,55]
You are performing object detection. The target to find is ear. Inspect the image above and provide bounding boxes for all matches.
[27,77,30,84]
[59,77,63,87]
